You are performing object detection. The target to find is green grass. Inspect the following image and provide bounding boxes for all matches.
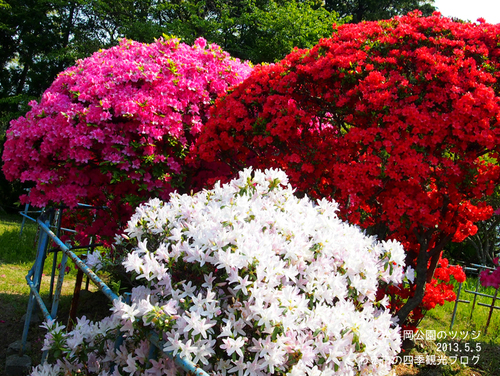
[0,211,87,311]
[0,212,111,375]
[0,212,80,275]
[398,277,500,376]
[0,213,41,265]
[420,278,500,343]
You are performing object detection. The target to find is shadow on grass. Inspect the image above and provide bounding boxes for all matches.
[0,214,116,374]
[0,289,114,375]
[0,291,66,376]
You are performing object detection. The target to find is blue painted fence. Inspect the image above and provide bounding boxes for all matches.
[20,205,209,375]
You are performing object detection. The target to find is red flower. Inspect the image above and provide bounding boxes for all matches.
[194,12,500,325]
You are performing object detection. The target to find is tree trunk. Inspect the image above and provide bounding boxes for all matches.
[396,230,451,325]
[396,235,430,324]
[15,59,30,95]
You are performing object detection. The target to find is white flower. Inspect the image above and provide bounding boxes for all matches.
[86,250,103,271]
[164,332,182,356]
[87,352,100,373]
[66,330,84,356]
[220,336,246,357]
[183,311,215,339]
[30,362,61,376]
[123,251,144,275]
[161,299,178,316]
[405,265,416,284]
[36,168,405,376]
[112,300,140,322]
[216,359,232,376]
[123,353,138,375]
[228,358,247,376]
[192,339,215,365]
[178,339,197,360]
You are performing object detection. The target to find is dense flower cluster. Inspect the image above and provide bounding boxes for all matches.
[421,258,466,310]
[479,257,500,289]
[193,12,500,324]
[385,257,466,324]
[33,168,405,375]
[2,37,252,239]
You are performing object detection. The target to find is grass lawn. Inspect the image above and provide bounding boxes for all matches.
[1,212,499,375]
[0,212,110,375]
[413,278,500,375]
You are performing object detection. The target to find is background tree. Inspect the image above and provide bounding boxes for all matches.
[234,0,342,63]
[467,214,500,266]
[325,0,436,23]
[0,0,100,129]
[160,0,342,63]
[86,0,342,64]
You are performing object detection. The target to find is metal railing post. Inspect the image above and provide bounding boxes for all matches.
[20,205,210,375]
[20,212,53,355]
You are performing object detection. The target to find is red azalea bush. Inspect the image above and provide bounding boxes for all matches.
[193,12,500,325]
[2,37,252,241]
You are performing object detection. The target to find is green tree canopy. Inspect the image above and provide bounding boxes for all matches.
[325,0,436,23]
[0,0,102,131]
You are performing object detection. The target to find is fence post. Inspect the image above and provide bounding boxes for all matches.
[484,287,499,334]
[19,201,30,236]
[20,211,53,355]
[49,208,64,300]
[450,282,469,330]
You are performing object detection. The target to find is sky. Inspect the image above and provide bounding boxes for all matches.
[433,0,500,24]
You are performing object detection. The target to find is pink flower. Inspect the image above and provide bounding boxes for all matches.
[2,37,252,243]
[480,268,500,289]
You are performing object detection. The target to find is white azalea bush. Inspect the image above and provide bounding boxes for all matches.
[33,168,405,376]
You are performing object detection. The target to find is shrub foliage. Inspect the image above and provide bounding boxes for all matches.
[194,12,500,325]
[2,37,252,240]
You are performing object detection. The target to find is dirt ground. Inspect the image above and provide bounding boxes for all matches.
[0,289,112,376]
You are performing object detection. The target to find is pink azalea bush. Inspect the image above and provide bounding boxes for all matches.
[33,168,405,376]
[2,37,252,240]
[479,257,500,289]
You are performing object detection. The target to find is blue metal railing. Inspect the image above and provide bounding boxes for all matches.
[20,207,209,375]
